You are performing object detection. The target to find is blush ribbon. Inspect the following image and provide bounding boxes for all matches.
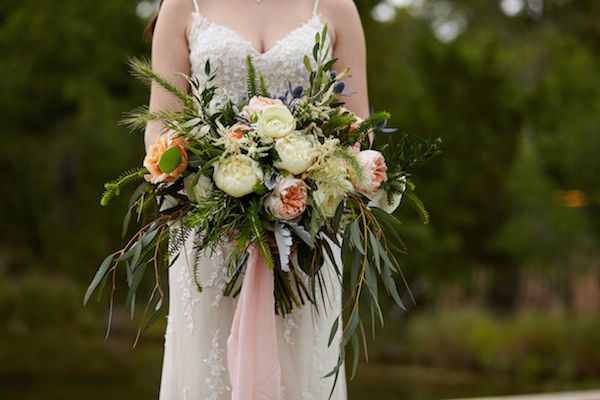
[227,246,281,400]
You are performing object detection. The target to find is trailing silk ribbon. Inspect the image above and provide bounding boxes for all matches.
[227,246,281,400]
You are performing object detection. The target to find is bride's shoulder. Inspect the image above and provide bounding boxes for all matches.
[320,0,362,30]
[157,0,195,21]
[154,0,195,34]
[319,0,361,17]
[319,0,364,43]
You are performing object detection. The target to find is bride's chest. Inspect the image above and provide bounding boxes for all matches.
[187,12,329,99]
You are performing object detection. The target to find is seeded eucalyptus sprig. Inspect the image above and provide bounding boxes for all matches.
[100,167,148,206]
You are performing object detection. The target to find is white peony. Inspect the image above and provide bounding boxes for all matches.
[184,172,213,203]
[368,190,403,214]
[256,105,296,139]
[274,132,318,175]
[312,187,345,218]
[213,155,264,198]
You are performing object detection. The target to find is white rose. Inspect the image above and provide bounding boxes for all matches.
[274,132,318,175]
[313,187,345,218]
[368,190,403,214]
[213,154,264,198]
[184,172,213,203]
[256,105,296,139]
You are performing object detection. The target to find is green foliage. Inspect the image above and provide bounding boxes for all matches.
[245,54,258,98]
[399,308,600,380]
[258,73,269,97]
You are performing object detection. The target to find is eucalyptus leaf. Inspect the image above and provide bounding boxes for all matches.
[332,200,344,233]
[342,312,359,347]
[328,315,340,347]
[122,207,132,238]
[351,333,360,379]
[368,230,382,273]
[125,262,148,307]
[350,221,365,254]
[84,254,114,305]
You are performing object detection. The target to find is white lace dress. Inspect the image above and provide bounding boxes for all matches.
[158,1,347,399]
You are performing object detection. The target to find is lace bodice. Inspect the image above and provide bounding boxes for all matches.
[187,0,330,104]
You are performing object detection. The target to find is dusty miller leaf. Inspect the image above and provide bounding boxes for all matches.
[274,222,293,272]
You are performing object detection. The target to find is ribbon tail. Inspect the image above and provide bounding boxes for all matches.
[227,246,282,400]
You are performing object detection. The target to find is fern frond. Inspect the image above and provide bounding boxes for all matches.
[258,73,269,97]
[101,168,148,206]
[248,200,274,268]
[128,57,191,107]
[322,114,354,137]
[345,111,390,145]
[355,111,391,136]
[167,224,193,262]
[245,55,258,97]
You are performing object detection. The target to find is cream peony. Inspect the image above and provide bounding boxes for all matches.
[352,150,388,195]
[184,172,213,203]
[255,105,296,139]
[264,176,308,220]
[312,187,345,218]
[274,132,318,175]
[213,155,264,198]
[240,96,285,120]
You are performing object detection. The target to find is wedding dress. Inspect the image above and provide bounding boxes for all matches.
[158,1,347,399]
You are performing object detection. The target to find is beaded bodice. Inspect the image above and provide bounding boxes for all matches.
[187,1,330,104]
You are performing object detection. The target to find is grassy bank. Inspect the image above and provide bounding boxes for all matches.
[376,308,600,382]
[2,273,600,399]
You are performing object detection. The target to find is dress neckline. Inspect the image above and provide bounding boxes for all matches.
[190,11,326,58]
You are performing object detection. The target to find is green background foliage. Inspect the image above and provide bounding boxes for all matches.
[1,0,599,398]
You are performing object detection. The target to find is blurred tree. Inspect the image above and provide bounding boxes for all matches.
[0,0,598,312]
[0,0,149,279]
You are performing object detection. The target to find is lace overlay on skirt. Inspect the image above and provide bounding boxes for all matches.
[160,233,346,399]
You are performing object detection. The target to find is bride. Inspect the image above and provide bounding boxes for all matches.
[144,0,369,398]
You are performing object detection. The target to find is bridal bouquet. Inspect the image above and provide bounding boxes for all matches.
[85,26,440,376]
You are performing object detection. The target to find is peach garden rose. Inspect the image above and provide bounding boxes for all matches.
[226,123,250,141]
[352,149,388,195]
[240,96,285,120]
[264,176,308,220]
[143,132,189,184]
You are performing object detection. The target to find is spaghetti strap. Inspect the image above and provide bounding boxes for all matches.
[312,0,320,16]
[192,0,199,13]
